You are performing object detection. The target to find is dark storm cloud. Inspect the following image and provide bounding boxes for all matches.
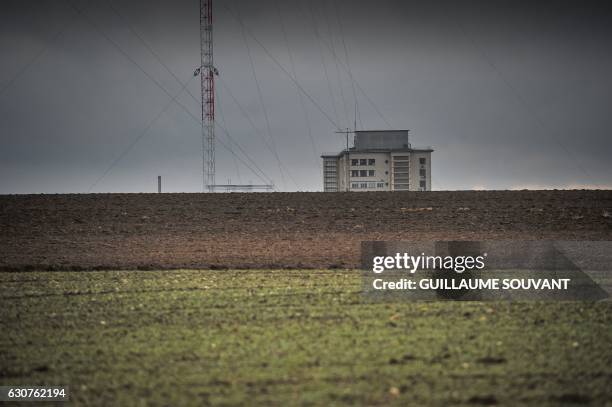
[1,0,611,193]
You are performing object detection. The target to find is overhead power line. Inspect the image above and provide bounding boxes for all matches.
[333,0,362,130]
[456,22,594,183]
[104,0,279,189]
[217,76,297,183]
[225,1,391,131]
[65,0,200,121]
[215,122,276,186]
[87,76,196,192]
[303,1,393,130]
[215,88,243,184]
[67,0,274,189]
[323,3,351,128]
[105,0,201,106]
[224,3,342,131]
[235,4,289,190]
[0,4,81,99]
[317,28,394,129]
[88,73,274,191]
[305,1,340,130]
[275,0,319,167]
[323,0,351,129]
[215,120,275,187]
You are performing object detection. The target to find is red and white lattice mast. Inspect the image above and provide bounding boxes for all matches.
[195,0,273,192]
[198,0,217,192]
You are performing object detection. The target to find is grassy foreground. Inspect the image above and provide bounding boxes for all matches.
[1,270,611,406]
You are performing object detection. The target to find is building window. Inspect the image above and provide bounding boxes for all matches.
[368,170,375,176]
[419,157,426,165]
[360,183,368,188]
[352,183,359,189]
[368,158,375,165]
[351,159,358,166]
[420,180,426,189]
[377,183,384,188]
[359,159,367,165]
[360,170,367,177]
[351,170,359,177]
[420,169,426,177]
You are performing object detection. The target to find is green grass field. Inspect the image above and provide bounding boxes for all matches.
[1,270,611,406]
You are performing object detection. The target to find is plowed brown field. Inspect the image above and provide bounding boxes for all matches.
[1,190,611,270]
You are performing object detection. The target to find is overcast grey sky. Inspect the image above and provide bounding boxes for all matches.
[1,0,611,193]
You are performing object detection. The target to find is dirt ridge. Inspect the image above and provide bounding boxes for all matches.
[1,190,611,270]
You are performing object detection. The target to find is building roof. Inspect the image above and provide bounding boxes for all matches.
[354,129,411,133]
[322,129,433,157]
[354,130,409,150]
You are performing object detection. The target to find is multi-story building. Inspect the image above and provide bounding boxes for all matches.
[321,130,433,192]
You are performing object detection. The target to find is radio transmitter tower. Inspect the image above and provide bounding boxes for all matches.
[196,0,273,192]
[198,0,215,192]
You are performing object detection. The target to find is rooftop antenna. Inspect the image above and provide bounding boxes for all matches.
[335,128,352,151]
[354,100,357,132]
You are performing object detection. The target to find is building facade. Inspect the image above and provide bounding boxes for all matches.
[322,130,433,192]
